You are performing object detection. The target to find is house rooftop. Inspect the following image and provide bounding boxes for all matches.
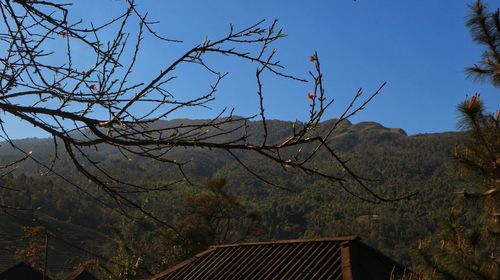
[151,236,408,280]
[0,262,52,280]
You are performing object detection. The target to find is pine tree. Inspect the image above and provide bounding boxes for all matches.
[417,1,499,279]
[466,0,500,87]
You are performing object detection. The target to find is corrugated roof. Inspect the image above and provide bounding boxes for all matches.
[151,236,407,280]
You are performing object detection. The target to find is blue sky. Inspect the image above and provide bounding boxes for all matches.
[3,0,499,138]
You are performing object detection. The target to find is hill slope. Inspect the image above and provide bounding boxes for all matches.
[0,119,467,273]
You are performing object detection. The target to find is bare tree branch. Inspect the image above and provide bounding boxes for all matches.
[0,0,416,231]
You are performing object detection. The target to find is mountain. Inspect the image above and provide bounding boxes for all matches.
[0,119,468,274]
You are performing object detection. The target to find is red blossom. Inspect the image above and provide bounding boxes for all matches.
[309,54,316,62]
[60,31,67,38]
[307,92,315,100]
[89,84,98,91]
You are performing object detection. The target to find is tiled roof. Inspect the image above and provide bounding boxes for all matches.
[151,236,407,280]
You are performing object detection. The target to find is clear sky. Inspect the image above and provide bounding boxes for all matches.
[3,0,499,138]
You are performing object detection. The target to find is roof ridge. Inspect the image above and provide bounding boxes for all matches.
[210,235,359,249]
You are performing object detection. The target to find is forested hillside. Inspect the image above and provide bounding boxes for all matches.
[0,119,469,276]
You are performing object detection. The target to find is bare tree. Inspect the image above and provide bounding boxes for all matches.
[0,0,414,231]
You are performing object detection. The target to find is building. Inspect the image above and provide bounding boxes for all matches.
[151,236,408,280]
[0,262,52,280]
[0,262,98,280]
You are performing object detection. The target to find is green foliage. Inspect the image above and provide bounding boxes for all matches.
[456,93,499,179]
[0,119,468,277]
[417,95,499,280]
